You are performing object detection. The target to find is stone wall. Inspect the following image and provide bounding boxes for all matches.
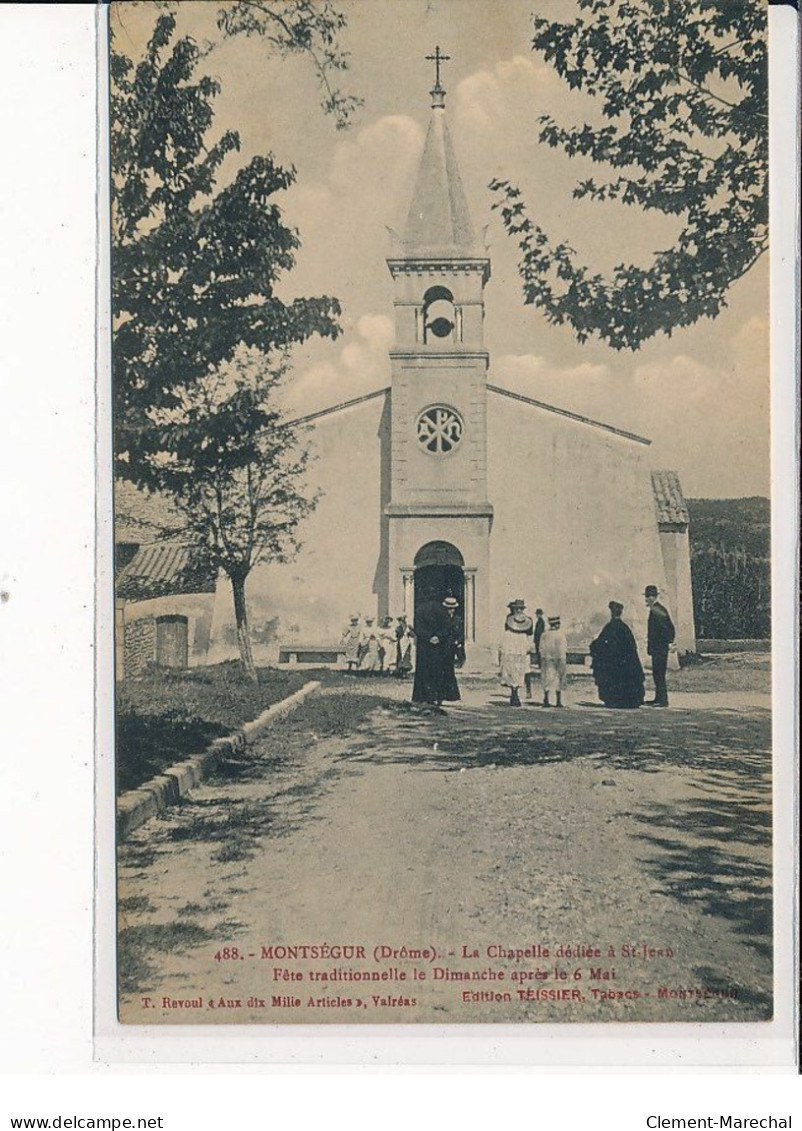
[118,593,215,678]
[122,616,155,679]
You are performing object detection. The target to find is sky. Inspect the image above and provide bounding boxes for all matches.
[111,1,771,499]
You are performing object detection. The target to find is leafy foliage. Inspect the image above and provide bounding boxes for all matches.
[112,14,342,678]
[491,0,768,349]
[688,497,770,639]
[145,347,317,584]
[112,13,341,480]
[218,0,363,128]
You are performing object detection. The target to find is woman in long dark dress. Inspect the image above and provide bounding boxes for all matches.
[412,596,461,705]
[589,601,645,708]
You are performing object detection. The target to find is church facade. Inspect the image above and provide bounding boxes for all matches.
[208,76,696,671]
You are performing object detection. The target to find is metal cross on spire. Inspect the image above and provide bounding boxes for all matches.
[426,45,451,90]
[426,45,451,108]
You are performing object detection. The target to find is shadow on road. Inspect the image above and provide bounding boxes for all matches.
[341,700,771,787]
[337,697,772,972]
[633,797,772,963]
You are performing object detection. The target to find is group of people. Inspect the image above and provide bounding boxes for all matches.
[341,595,466,702]
[340,614,415,677]
[498,585,675,710]
[589,586,675,709]
[498,602,568,708]
[341,583,676,712]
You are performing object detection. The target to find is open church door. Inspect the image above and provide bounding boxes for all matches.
[413,541,466,661]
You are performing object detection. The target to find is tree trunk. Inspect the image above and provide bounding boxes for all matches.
[230,572,258,684]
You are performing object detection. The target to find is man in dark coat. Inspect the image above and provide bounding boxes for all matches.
[589,601,645,708]
[525,608,547,699]
[412,596,461,706]
[533,608,546,661]
[644,584,675,707]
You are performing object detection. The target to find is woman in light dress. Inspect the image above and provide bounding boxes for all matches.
[340,615,362,673]
[358,617,382,673]
[498,599,534,707]
[377,616,397,674]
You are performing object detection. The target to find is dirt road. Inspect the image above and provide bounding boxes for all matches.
[118,677,772,1025]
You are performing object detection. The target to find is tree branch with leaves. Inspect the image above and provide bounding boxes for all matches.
[490,0,768,350]
[218,0,363,128]
[112,13,341,679]
[146,347,317,682]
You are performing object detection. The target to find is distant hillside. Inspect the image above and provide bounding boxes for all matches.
[687,497,770,640]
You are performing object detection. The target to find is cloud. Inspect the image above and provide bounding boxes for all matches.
[284,313,393,417]
[491,338,769,498]
[269,64,768,499]
[731,315,770,373]
[328,116,423,201]
[455,55,562,141]
[491,352,622,430]
[281,115,423,265]
[631,344,770,496]
[274,114,425,361]
[271,115,424,419]
[454,49,681,275]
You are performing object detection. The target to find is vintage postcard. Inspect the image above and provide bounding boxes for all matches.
[108,0,779,1030]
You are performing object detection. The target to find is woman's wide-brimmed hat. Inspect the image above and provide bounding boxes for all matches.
[508,598,526,609]
[442,596,459,608]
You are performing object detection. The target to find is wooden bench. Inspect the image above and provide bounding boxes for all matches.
[277,643,347,667]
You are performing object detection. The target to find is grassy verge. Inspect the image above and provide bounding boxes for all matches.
[116,662,311,794]
[671,651,770,693]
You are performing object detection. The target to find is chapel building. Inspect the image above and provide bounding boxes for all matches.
[199,71,695,671]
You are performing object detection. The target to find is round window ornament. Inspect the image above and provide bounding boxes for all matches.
[416,406,464,454]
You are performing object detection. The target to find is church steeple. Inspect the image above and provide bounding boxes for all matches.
[402,47,478,257]
[385,48,493,669]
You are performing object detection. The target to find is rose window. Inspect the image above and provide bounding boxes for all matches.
[416,406,464,454]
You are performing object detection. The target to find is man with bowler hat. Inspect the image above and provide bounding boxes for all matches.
[644,585,675,706]
[412,594,461,707]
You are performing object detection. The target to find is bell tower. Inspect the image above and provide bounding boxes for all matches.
[385,50,493,664]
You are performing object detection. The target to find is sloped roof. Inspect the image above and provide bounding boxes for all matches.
[116,541,217,602]
[488,384,651,445]
[115,479,185,543]
[652,470,689,525]
[403,105,478,256]
[287,383,652,446]
[287,387,390,426]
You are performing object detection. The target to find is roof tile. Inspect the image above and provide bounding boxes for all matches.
[652,470,689,525]
[116,541,217,601]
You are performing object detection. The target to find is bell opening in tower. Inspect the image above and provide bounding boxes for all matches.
[422,285,456,343]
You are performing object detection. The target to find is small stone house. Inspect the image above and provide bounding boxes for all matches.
[115,481,217,680]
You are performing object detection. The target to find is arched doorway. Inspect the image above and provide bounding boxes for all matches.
[413,542,465,639]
